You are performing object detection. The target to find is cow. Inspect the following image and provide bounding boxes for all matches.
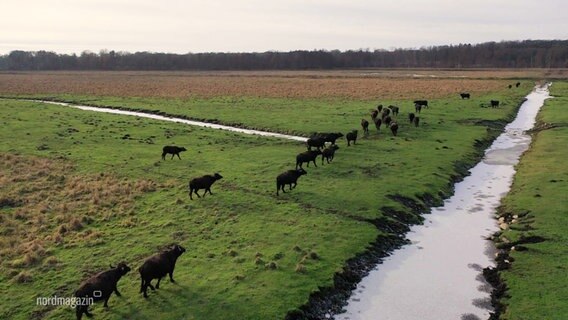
[139,244,186,298]
[361,119,369,134]
[414,100,428,108]
[296,150,322,169]
[390,122,399,136]
[415,103,422,113]
[189,173,223,200]
[409,112,415,124]
[346,130,358,146]
[388,105,399,116]
[515,82,521,88]
[383,115,393,127]
[371,110,379,120]
[377,104,383,112]
[162,146,187,160]
[373,117,382,131]
[508,84,512,89]
[413,116,420,127]
[276,168,307,195]
[75,262,131,320]
[321,145,339,165]
[460,93,470,99]
[306,136,326,150]
[321,132,343,145]
[490,100,500,108]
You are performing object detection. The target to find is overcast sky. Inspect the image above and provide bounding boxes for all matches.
[1,0,566,54]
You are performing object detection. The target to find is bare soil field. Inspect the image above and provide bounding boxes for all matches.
[0,70,536,100]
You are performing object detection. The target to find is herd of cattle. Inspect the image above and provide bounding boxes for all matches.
[70,87,515,318]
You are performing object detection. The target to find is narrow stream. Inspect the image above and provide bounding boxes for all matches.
[336,84,551,320]
[24,100,308,142]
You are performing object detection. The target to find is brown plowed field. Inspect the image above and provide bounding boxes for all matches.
[0,70,527,100]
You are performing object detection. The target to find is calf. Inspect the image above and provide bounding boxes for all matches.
[276,168,307,195]
[373,117,382,131]
[361,119,369,134]
[383,115,393,127]
[460,93,470,99]
[75,262,131,320]
[296,150,322,169]
[377,104,383,112]
[409,112,415,123]
[390,122,399,136]
[321,145,339,165]
[306,136,326,150]
[139,244,186,298]
[189,173,223,200]
[413,116,420,127]
[346,130,358,146]
[382,108,391,117]
[162,146,187,160]
[490,100,500,108]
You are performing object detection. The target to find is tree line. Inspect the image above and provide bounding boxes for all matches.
[0,40,566,71]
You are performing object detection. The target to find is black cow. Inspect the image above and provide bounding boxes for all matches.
[390,122,399,136]
[361,119,369,134]
[320,132,343,145]
[382,108,391,117]
[415,103,422,113]
[321,145,339,165]
[162,146,187,160]
[490,100,500,108]
[276,168,307,195]
[460,93,470,99]
[515,82,521,88]
[371,110,379,120]
[139,244,186,298]
[377,104,383,112]
[306,136,326,150]
[383,115,393,127]
[414,100,428,108]
[409,112,415,123]
[75,262,131,320]
[373,117,382,131]
[508,84,512,89]
[414,116,420,127]
[346,130,358,146]
[296,150,322,169]
[189,173,223,200]
[388,105,399,116]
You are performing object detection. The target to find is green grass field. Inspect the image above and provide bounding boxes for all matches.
[494,82,568,320]
[0,83,531,319]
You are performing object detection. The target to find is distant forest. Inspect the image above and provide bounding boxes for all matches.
[1,40,567,71]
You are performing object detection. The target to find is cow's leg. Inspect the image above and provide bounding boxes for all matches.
[189,189,194,200]
[113,284,121,297]
[171,154,175,159]
[156,277,162,289]
[169,268,176,282]
[176,153,182,160]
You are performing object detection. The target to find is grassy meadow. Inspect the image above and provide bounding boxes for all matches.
[494,82,568,320]
[0,72,533,319]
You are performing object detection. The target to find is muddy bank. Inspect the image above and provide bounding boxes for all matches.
[284,96,529,320]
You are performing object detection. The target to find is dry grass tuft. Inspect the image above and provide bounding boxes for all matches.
[0,153,158,274]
